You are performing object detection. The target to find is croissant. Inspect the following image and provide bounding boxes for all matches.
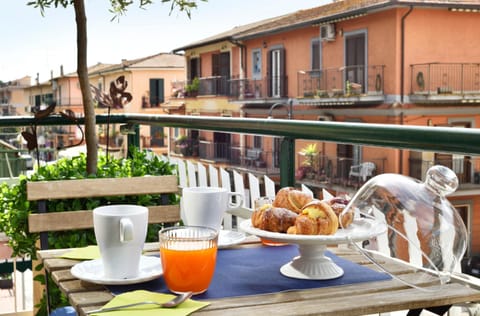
[273,187,313,214]
[326,197,354,229]
[287,200,338,235]
[251,204,297,233]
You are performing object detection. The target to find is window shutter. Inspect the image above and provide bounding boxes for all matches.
[267,50,272,97]
[279,48,286,97]
[149,79,164,107]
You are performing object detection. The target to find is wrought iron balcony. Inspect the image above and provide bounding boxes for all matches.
[296,65,385,105]
[228,75,289,101]
[410,63,480,103]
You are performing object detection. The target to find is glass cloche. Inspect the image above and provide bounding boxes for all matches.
[339,165,467,290]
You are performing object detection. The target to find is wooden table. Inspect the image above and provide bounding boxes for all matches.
[38,240,480,316]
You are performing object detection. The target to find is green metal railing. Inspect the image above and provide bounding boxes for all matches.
[2,114,479,186]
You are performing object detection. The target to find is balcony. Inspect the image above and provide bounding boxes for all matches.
[295,65,385,106]
[172,77,231,97]
[228,75,289,102]
[410,63,480,104]
[170,137,280,175]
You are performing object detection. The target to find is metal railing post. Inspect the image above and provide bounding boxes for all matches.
[127,124,140,158]
[280,136,295,187]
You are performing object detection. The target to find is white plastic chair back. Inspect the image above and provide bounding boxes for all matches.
[171,157,188,189]
[197,162,208,187]
[301,184,314,198]
[264,175,276,200]
[248,173,261,209]
[186,160,197,187]
[233,170,248,208]
[220,168,233,230]
[208,164,219,187]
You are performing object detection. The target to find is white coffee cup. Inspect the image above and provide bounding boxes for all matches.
[93,204,148,279]
[182,187,243,231]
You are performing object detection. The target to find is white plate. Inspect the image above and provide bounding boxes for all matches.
[239,218,387,280]
[239,218,386,245]
[71,255,162,285]
[218,230,246,248]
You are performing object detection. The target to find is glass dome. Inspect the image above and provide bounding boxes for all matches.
[340,165,467,290]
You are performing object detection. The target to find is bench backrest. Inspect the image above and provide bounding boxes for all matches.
[27,175,180,249]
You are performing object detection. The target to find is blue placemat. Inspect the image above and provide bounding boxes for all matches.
[107,245,391,299]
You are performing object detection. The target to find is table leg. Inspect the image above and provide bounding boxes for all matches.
[407,305,452,316]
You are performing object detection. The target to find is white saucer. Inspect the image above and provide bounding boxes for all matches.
[218,230,246,248]
[71,255,162,285]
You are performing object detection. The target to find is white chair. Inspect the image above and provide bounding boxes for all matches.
[197,162,208,187]
[233,170,251,228]
[264,175,276,200]
[349,161,376,181]
[301,184,314,198]
[186,160,197,187]
[220,167,233,230]
[248,173,261,209]
[209,164,219,187]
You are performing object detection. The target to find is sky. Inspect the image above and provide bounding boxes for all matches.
[0,0,329,83]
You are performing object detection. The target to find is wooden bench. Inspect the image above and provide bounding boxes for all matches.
[27,175,180,313]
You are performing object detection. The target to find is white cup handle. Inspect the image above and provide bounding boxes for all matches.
[228,192,244,208]
[120,218,134,243]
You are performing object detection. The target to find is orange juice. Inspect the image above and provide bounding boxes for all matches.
[160,243,217,294]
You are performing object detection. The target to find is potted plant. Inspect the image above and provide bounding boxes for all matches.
[174,135,191,156]
[185,77,200,97]
[299,143,318,179]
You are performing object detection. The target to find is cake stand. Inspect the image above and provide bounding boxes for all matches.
[240,218,386,280]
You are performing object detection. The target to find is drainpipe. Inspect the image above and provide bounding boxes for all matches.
[399,6,413,175]
[400,6,413,104]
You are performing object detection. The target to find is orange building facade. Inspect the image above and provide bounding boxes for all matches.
[171,0,480,256]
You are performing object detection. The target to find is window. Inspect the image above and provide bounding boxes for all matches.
[150,125,165,147]
[147,78,164,108]
[253,135,262,149]
[189,57,201,81]
[252,49,262,79]
[311,38,321,71]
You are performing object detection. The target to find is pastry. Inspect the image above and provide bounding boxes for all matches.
[326,197,353,228]
[273,187,314,213]
[251,204,298,233]
[287,200,338,235]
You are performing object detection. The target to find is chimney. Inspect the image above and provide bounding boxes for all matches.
[36,73,39,85]
[60,65,64,76]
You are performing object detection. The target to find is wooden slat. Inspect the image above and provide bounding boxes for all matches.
[27,175,179,201]
[28,205,180,233]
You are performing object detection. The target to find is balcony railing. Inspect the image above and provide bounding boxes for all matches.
[296,65,385,101]
[171,77,230,97]
[171,138,280,174]
[228,75,289,101]
[1,114,480,188]
[410,63,480,103]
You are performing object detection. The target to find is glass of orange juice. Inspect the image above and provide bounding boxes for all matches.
[254,197,288,247]
[159,226,218,294]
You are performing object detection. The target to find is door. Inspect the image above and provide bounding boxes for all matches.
[345,33,366,92]
[213,132,231,161]
[212,52,230,95]
[267,48,286,98]
[337,144,353,181]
